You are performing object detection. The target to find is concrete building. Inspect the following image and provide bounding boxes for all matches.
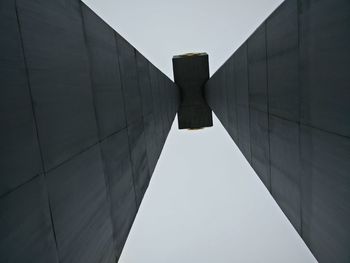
[0,0,349,262]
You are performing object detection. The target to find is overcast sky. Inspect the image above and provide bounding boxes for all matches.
[84,0,287,79]
[83,0,317,262]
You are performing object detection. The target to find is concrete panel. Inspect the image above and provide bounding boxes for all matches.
[47,145,115,263]
[1,0,178,261]
[0,176,58,263]
[157,73,169,138]
[248,24,268,113]
[116,34,143,125]
[220,66,229,128]
[237,106,251,162]
[155,70,164,132]
[82,4,126,139]
[269,116,301,233]
[301,126,350,262]
[100,129,137,259]
[219,68,228,127]
[205,73,218,113]
[209,67,228,127]
[157,70,169,141]
[250,109,270,189]
[234,44,249,108]
[205,1,350,262]
[170,81,179,123]
[144,114,158,175]
[113,191,137,258]
[226,58,238,141]
[16,0,98,171]
[300,0,350,137]
[127,121,150,206]
[149,65,165,145]
[234,44,251,160]
[165,79,177,128]
[0,0,42,195]
[267,0,299,121]
[136,51,153,117]
[151,68,163,142]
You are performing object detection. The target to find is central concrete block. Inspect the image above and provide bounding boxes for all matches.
[172,53,213,129]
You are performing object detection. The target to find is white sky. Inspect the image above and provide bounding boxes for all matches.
[83,0,317,262]
[84,0,285,79]
[120,116,317,263]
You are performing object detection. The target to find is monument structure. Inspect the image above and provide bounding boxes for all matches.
[0,0,349,262]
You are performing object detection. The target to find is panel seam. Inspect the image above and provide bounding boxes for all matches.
[79,3,118,259]
[246,43,253,163]
[265,22,273,193]
[134,51,151,182]
[297,0,303,237]
[115,33,139,209]
[14,1,60,261]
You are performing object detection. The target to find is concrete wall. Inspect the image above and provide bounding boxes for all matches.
[0,1,179,262]
[205,0,350,262]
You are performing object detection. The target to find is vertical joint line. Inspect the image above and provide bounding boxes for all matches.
[134,50,151,181]
[115,33,139,208]
[225,67,230,132]
[297,0,303,236]
[79,3,118,254]
[233,59,239,144]
[246,43,253,163]
[14,0,60,258]
[264,22,272,193]
[79,3,101,142]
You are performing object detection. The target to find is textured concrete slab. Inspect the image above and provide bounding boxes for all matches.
[1,1,179,262]
[157,73,168,139]
[226,59,238,141]
[46,145,115,263]
[219,67,229,128]
[0,176,58,263]
[267,0,299,121]
[149,65,166,145]
[249,109,270,189]
[16,0,99,171]
[205,73,219,114]
[269,116,301,232]
[100,129,137,258]
[218,69,229,127]
[136,51,153,117]
[300,0,350,137]
[234,44,251,161]
[116,34,143,126]
[199,1,350,262]
[300,126,350,262]
[207,68,227,128]
[237,106,252,162]
[82,3,126,139]
[0,0,42,196]
[247,24,268,113]
[143,114,158,175]
[127,121,150,206]
[235,44,249,108]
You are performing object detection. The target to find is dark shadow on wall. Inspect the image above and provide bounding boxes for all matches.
[0,1,179,262]
[205,0,350,262]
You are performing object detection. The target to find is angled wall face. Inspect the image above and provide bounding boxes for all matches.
[0,1,179,262]
[205,0,350,262]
